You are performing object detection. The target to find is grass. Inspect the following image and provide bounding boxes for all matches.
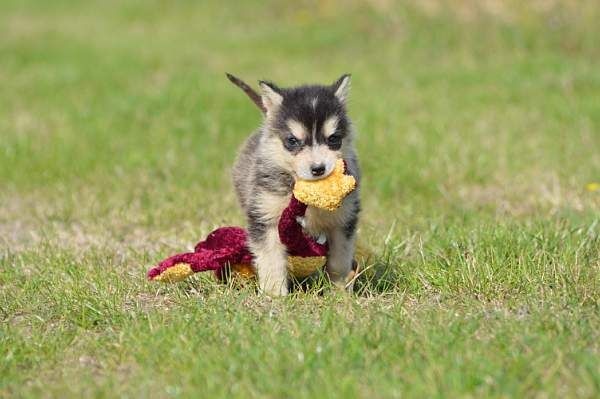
[1,0,600,397]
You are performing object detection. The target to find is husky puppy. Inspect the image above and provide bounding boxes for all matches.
[231,75,360,296]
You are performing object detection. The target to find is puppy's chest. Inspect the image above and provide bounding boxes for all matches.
[302,204,350,235]
[256,190,352,234]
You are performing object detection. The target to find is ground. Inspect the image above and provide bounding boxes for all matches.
[1,1,599,398]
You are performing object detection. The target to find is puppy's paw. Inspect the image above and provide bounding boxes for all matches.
[259,280,289,297]
[327,260,358,292]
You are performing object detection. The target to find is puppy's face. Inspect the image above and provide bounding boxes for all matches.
[260,75,352,180]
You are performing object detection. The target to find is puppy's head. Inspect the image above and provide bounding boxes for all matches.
[259,75,352,181]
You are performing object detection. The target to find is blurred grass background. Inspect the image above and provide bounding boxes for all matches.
[1,1,599,397]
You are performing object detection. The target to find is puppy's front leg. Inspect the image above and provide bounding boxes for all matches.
[326,228,356,291]
[247,192,291,296]
[250,225,289,296]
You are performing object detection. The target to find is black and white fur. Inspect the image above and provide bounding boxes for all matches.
[232,75,360,296]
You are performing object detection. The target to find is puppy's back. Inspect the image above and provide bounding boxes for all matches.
[232,130,261,211]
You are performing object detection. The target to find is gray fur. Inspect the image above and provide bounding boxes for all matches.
[232,131,261,211]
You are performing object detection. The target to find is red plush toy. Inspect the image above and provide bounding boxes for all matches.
[147,159,356,283]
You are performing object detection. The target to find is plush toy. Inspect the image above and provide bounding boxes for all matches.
[147,159,357,283]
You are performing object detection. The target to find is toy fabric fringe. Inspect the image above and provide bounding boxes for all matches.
[147,159,356,283]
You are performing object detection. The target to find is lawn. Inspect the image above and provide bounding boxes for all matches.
[1,0,600,397]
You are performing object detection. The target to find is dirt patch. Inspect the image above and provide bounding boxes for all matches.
[0,190,207,257]
[449,174,599,217]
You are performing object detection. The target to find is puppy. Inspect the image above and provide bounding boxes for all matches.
[230,74,360,296]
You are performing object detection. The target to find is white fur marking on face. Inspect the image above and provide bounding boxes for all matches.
[286,119,308,140]
[260,133,294,171]
[322,115,339,138]
[293,144,337,181]
[311,97,318,109]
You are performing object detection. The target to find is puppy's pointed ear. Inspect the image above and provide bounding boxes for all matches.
[331,74,351,103]
[258,81,283,115]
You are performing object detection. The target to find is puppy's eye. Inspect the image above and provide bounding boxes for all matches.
[327,134,342,146]
[286,136,301,147]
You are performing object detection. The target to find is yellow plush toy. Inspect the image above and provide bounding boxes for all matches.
[293,159,356,211]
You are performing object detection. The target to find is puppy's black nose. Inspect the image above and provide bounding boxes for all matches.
[310,164,326,177]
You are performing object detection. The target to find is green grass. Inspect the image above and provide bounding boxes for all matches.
[1,1,600,397]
